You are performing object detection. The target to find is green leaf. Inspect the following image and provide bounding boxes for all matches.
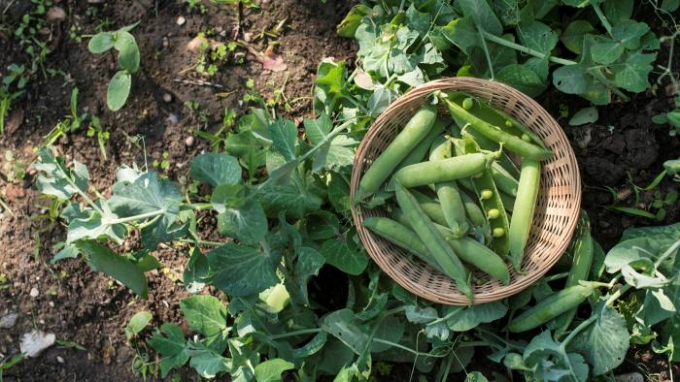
[662,0,680,11]
[320,235,368,276]
[552,64,588,94]
[496,64,545,97]
[76,240,148,298]
[208,243,281,297]
[561,20,595,54]
[287,247,325,306]
[107,70,131,111]
[125,311,152,340]
[190,153,242,187]
[611,21,649,50]
[336,4,371,38]
[303,113,332,146]
[255,183,322,219]
[406,4,432,35]
[217,199,268,245]
[270,119,298,161]
[570,305,629,376]
[114,31,140,73]
[189,351,230,379]
[493,0,520,26]
[180,295,227,338]
[109,172,184,249]
[434,17,480,55]
[517,21,558,54]
[306,211,340,241]
[321,309,369,354]
[469,34,517,78]
[569,107,599,126]
[293,331,328,358]
[34,148,89,200]
[465,372,489,382]
[147,323,189,378]
[611,50,657,93]
[458,0,502,35]
[88,32,115,53]
[313,60,347,116]
[591,37,625,65]
[603,0,634,24]
[184,247,210,293]
[254,358,294,382]
[447,302,508,332]
[66,202,126,245]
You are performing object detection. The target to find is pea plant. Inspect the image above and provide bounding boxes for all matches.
[88,23,140,111]
[32,0,680,381]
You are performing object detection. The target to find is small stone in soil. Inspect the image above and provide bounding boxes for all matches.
[57,356,65,364]
[0,313,19,329]
[30,287,39,298]
[163,93,173,103]
[177,16,186,26]
[20,330,56,357]
[615,372,643,382]
[185,136,195,147]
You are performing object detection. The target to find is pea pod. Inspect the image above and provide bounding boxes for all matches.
[392,210,510,285]
[362,217,445,274]
[460,191,487,228]
[461,134,511,256]
[356,105,437,202]
[410,189,448,227]
[394,117,448,172]
[394,153,490,188]
[448,93,547,149]
[456,123,520,178]
[553,213,594,338]
[429,137,469,236]
[507,285,596,333]
[509,158,541,272]
[394,182,473,301]
[491,162,519,197]
[499,192,515,214]
[442,96,552,160]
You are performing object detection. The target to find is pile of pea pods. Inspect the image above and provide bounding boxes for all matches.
[355,92,554,302]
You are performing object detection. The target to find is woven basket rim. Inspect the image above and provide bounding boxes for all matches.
[350,77,582,305]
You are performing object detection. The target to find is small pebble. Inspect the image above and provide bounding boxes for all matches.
[163,93,173,103]
[166,113,179,125]
[177,16,186,26]
[30,288,39,298]
[46,7,66,22]
[0,313,18,329]
[49,301,55,308]
[615,372,644,382]
[162,37,169,48]
[57,356,65,364]
[185,136,195,147]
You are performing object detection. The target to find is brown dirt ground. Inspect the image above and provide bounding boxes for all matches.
[0,0,678,381]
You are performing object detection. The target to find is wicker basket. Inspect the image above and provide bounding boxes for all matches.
[350,78,581,305]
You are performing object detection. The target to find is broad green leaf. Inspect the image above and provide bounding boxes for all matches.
[446,302,508,332]
[114,31,140,73]
[88,32,115,53]
[313,60,347,116]
[107,70,131,111]
[303,113,332,145]
[469,34,517,78]
[147,323,189,378]
[190,153,242,187]
[591,37,625,65]
[34,148,89,200]
[254,358,294,382]
[66,203,126,245]
[336,4,371,38]
[605,237,657,273]
[189,351,230,379]
[125,311,152,339]
[217,199,268,245]
[76,240,148,298]
[465,372,489,382]
[458,0,502,35]
[493,0,520,26]
[255,183,323,219]
[611,50,656,93]
[405,305,438,324]
[211,184,246,212]
[406,4,432,35]
[561,20,595,54]
[286,247,325,306]
[320,236,368,276]
[208,243,280,297]
[552,64,588,94]
[570,305,629,376]
[569,107,599,126]
[270,119,298,161]
[662,0,680,11]
[184,247,210,293]
[603,0,634,24]
[370,315,405,353]
[367,86,396,117]
[517,21,558,54]
[292,331,328,358]
[620,222,680,244]
[318,338,357,375]
[435,17,480,55]
[496,64,545,97]
[641,288,676,326]
[611,21,649,50]
[225,130,268,167]
[306,211,340,241]
[321,309,369,354]
[109,172,184,249]
[180,295,227,338]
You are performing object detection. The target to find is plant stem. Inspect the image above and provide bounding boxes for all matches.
[186,203,213,211]
[269,328,322,340]
[372,338,447,358]
[177,238,225,247]
[478,28,496,79]
[590,1,613,37]
[481,31,578,66]
[106,209,166,225]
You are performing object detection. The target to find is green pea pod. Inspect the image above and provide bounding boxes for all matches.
[362,217,445,274]
[553,213,594,339]
[442,96,552,160]
[499,192,515,214]
[461,134,511,256]
[394,153,490,188]
[506,285,596,333]
[429,137,469,236]
[394,182,473,301]
[410,189,449,227]
[392,210,509,285]
[356,104,437,202]
[394,118,448,173]
[448,93,547,149]
[457,124,520,178]
[509,158,541,272]
[491,162,519,197]
[460,191,487,228]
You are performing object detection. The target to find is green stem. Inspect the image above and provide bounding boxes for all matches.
[269,328,322,340]
[372,338,447,358]
[478,28,496,79]
[590,1,613,37]
[481,31,578,66]
[106,209,166,225]
[186,203,213,211]
[177,238,225,247]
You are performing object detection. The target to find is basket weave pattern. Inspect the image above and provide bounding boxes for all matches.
[350,78,581,305]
